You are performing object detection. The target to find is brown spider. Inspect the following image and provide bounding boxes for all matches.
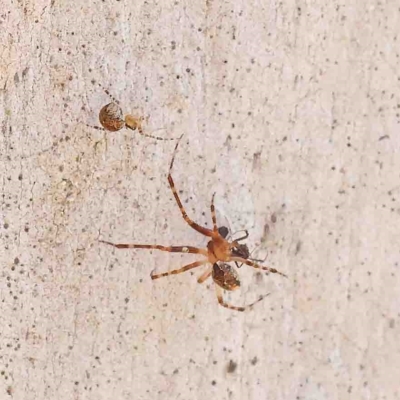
[100,136,287,311]
[87,80,175,141]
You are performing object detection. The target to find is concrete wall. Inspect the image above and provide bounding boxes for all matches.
[1,1,399,399]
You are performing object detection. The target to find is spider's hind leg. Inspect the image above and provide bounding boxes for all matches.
[215,285,268,312]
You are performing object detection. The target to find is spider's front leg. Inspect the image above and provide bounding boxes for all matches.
[100,240,208,256]
[167,136,214,237]
[210,192,218,232]
[100,240,210,280]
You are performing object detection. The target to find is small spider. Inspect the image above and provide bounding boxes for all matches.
[224,229,269,269]
[100,136,287,311]
[87,80,175,141]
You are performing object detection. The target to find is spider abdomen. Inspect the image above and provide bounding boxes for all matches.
[99,102,125,131]
[212,263,240,291]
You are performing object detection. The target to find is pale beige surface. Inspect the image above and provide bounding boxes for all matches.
[1,1,399,399]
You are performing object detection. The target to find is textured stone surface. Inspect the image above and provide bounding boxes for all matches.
[1,1,399,399]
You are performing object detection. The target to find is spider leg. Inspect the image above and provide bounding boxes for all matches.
[215,285,269,312]
[234,230,249,242]
[249,255,268,263]
[167,135,214,237]
[151,260,208,280]
[197,266,212,283]
[85,124,108,151]
[125,115,175,141]
[230,257,287,278]
[100,240,208,256]
[136,126,175,141]
[85,123,104,131]
[230,234,249,251]
[235,241,266,269]
[235,257,266,269]
[91,79,121,105]
[210,192,218,232]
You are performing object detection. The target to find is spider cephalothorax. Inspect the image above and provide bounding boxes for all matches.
[101,136,286,311]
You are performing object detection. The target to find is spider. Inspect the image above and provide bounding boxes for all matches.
[87,80,175,141]
[100,136,287,311]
